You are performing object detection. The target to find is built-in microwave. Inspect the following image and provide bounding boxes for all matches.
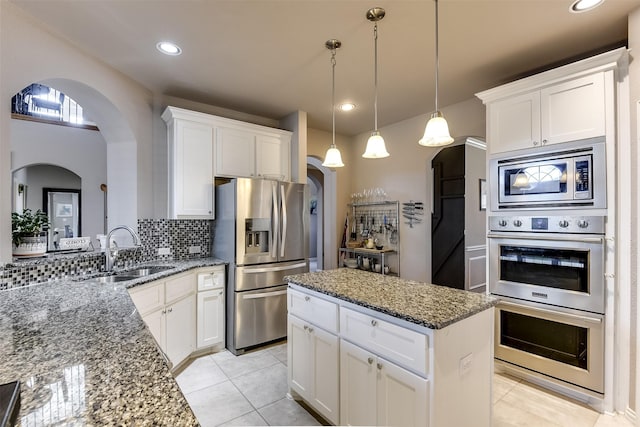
[489,137,606,211]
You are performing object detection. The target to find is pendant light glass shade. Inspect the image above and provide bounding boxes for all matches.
[418,111,454,146]
[323,146,344,168]
[419,0,453,147]
[363,131,390,158]
[362,7,390,159]
[322,39,345,168]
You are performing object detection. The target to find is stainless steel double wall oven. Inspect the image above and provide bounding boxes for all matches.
[488,137,607,395]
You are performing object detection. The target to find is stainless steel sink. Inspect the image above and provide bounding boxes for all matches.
[117,266,174,277]
[93,275,138,283]
[91,265,175,283]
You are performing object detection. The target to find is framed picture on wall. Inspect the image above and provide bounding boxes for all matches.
[479,179,487,211]
[56,203,73,218]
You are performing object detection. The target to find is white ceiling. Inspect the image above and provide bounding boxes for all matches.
[10,0,636,136]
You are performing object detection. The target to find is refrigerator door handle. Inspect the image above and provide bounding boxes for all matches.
[242,262,308,274]
[280,184,287,258]
[242,289,288,299]
[271,182,278,259]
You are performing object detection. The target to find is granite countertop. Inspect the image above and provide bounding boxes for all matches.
[285,268,498,330]
[0,258,225,426]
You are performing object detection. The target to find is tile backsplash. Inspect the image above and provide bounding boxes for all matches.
[0,219,214,290]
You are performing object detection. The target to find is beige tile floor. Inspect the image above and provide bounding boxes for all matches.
[176,342,635,427]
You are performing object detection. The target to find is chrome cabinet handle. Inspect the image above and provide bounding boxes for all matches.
[304,296,310,302]
[303,325,308,331]
[371,319,378,327]
[167,307,173,313]
[367,357,374,365]
[542,139,548,145]
[533,140,539,146]
[377,362,383,370]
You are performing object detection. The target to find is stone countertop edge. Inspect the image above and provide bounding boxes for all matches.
[0,257,226,426]
[285,268,498,330]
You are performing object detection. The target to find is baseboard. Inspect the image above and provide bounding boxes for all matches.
[624,407,636,423]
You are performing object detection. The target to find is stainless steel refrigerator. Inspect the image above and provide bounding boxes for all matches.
[213,178,309,355]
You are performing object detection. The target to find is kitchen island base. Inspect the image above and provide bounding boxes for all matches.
[286,276,495,427]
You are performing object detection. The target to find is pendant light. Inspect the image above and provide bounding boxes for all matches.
[322,39,345,168]
[362,7,390,159]
[419,0,454,147]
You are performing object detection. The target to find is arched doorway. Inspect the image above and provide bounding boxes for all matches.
[307,156,339,271]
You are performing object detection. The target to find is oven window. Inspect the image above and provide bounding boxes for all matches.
[500,246,588,293]
[500,310,587,369]
[503,163,567,196]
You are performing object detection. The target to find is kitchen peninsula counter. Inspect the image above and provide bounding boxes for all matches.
[285,268,497,330]
[0,258,225,426]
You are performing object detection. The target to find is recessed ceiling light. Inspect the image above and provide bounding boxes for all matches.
[157,41,182,56]
[570,0,604,13]
[339,103,356,112]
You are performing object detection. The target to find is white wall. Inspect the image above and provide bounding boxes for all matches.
[0,2,154,262]
[348,98,486,281]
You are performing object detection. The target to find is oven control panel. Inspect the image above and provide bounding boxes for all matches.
[489,216,605,234]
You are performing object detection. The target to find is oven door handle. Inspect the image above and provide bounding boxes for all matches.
[487,233,604,244]
[499,301,603,324]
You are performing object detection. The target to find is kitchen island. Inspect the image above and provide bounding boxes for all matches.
[0,258,224,426]
[285,268,498,427]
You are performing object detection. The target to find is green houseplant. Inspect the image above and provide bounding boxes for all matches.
[12,209,49,256]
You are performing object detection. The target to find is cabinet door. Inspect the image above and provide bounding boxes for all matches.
[377,357,429,427]
[288,314,314,398]
[340,340,377,426]
[215,127,256,178]
[541,73,605,144]
[165,294,196,366]
[197,289,224,349]
[256,134,290,181]
[172,120,214,218]
[143,307,166,352]
[310,325,339,425]
[488,91,540,154]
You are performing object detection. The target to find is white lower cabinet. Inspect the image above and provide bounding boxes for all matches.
[130,274,196,367]
[340,339,428,427]
[197,289,224,348]
[164,293,196,365]
[288,314,340,425]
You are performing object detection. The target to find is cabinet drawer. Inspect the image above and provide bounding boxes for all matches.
[129,281,164,316]
[197,266,225,291]
[288,288,338,334]
[340,307,428,376]
[166,273,196,303]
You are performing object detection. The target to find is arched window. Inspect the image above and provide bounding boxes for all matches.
[11,83,97,129]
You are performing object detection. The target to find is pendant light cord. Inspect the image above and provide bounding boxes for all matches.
[374,22,379,131]
[331,48,337,148]
[434,0,440,112]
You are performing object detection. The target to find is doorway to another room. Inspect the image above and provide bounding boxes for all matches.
[307,168,323,272]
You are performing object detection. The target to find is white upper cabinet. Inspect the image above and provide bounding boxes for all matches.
[163,106,294,219]
[487,72,605,154]
[216,126,291,181]
[540,73,605,145]
[256,134,290,181]
[162,107,215,219]
[487,91,540,154]
[215,127,256,178]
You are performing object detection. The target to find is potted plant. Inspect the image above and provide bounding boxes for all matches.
[12,209,49,257]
